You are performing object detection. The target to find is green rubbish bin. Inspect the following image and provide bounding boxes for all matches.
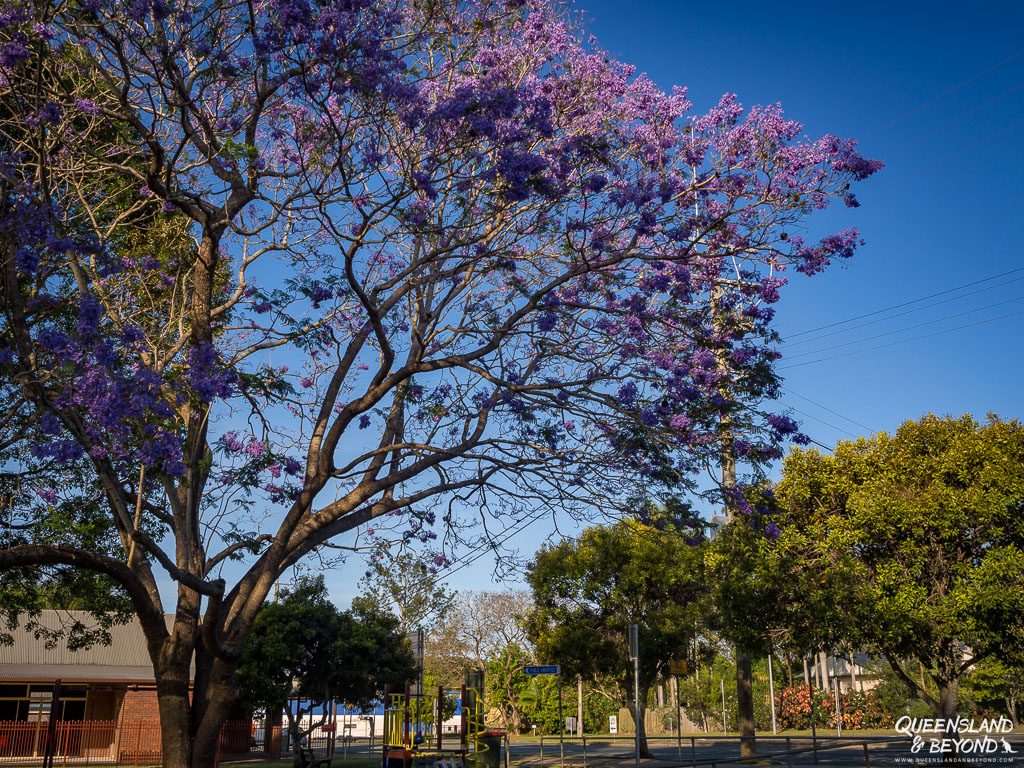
[473,731,505,768]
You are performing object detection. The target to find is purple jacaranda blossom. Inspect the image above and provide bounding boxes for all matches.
[222,432,244,453]
[74,98,99,114]
[188,343,236,403]
[537,313,557,332]
[245,440,267,458]
[36,488,58,504]
[0,0,883,733]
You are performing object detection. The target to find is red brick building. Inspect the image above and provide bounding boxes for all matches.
[0,611,254,762]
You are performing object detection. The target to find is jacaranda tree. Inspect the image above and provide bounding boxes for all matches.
[0,0,880,764]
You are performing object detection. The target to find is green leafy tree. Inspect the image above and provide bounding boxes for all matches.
[677,655,737,733]
[358,551,455,635]
[525,519,704,755]
[581,678,621,733]
[516,674,566,734]
[766,414,1024,722]
[963,656,1023,725]
[426,590,535,732]
[485,644,533,733]
[237,577,416,766]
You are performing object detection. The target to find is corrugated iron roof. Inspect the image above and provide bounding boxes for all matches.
[0,611,153,668]
[0,611,189,682]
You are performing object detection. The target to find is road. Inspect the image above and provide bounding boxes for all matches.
[504,734,1024,767]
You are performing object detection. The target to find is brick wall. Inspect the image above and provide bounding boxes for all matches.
[117,689,162,761]
[119,688,160,721]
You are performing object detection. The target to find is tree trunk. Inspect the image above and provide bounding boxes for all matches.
[937,677,959,721]
[735,647,756,757]
[285,705,306,768]
[156,679,195,768]
[154,656,241,768]
[936,678,961,767]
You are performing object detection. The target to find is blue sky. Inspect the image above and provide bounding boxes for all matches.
[324,0,1024,604]
[579,0,1024,445]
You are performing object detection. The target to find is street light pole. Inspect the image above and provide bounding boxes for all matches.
[721,678,727,735]
[558,670,564,768]
[712,278,760,759]
[629,624,639,768]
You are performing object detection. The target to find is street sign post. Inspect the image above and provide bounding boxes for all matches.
[523,665,560,675]
[523,665,563,768]
[628,625,639,768]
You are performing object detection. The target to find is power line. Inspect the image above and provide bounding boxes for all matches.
[781,387,877,435]
[787,274,1024,347]
[786,266,1024,339]
[807,118,1024,231]
[789,51,1024,234]
[881,81,1024,160]
[805,437,835,453]
[362,504,548,602]
[778,307,1024,370]
[863,46,1024,139]
[860,119,1024,203]
[442,507,548,579]
[784,293,1024,360]
[780,402,860,439]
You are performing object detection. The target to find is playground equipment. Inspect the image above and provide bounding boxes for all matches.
[382,672,498,768]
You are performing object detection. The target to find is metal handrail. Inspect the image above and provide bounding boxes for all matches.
[524,732,914,768]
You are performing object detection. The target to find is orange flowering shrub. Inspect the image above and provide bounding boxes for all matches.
[775,686,900,730]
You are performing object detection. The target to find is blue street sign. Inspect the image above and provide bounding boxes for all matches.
[523,665,560,675]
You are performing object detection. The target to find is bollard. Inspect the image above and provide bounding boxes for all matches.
[785,737,793,768]
[582,735,587,768]
[540,734,544,766]
[863,741,871,767]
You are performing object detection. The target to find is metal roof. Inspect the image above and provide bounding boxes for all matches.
[0,611,182,683]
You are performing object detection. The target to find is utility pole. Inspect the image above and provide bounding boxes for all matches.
[577,676,583,741]
[711,280,759,759]
[629,624,640,768]
[273,581,292,603]
[557,670,564,768]
[720,678,727,735]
